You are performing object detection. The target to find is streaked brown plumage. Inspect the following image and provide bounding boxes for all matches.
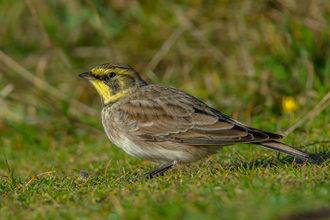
[79,62,312,178]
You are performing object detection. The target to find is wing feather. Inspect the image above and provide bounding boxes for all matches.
[117,90,282,146]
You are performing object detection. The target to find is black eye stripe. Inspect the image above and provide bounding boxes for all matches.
[91,73,116,81]
[92,74,101,80]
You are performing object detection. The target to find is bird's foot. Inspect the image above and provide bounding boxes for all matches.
[121,161,175,182]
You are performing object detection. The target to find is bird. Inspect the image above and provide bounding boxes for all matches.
[78,62,313,180]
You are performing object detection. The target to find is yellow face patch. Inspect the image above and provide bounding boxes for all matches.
[91,68,106,76]
[90,79,134,105]
[91,68,129,76]
[89,80,112,103]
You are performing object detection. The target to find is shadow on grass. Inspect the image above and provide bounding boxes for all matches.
[219,149,330,172]
[279,208,330,220]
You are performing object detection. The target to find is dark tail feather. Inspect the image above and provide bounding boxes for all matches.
[254,141,313,162]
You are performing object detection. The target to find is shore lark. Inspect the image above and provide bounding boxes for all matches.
[79,62,312,179]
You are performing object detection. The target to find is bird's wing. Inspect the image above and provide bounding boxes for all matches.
[117,88,283,145]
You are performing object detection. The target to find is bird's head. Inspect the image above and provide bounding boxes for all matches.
[79,62,148,106]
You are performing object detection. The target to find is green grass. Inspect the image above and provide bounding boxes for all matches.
[1,1,330,219]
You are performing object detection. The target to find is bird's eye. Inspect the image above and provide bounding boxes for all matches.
[109,72,116,78]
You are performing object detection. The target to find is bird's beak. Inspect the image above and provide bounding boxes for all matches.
[78,72,96,80]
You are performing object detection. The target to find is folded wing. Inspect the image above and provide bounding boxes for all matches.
[117,92,283,146]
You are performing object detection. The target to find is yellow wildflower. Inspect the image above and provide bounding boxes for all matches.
[282,96,297,113]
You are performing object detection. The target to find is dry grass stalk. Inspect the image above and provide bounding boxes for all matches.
[0,50,98,117]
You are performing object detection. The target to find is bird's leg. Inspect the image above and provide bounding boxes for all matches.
[122,161,176,182]
[140,161,176,180]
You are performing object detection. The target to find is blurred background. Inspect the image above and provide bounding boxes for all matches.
[0,0,329,174]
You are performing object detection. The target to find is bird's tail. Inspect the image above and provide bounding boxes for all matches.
[254,140,313,162]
